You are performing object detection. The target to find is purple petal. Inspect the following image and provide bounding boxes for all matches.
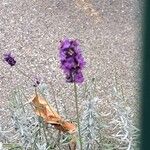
[60,39,71,50]
[3,52,16,66]
[59,38,85,84]
[74,71,84,83]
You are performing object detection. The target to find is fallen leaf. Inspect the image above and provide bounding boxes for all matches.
[31,93,77,134]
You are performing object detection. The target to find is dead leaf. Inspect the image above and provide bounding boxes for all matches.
[31,93,77,134]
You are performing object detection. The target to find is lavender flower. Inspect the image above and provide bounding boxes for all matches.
[33,77,41,87]
[4,52,16,66]
[33,80,40,87]
[59,39,85,83]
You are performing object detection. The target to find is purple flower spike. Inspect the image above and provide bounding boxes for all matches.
[59,39,85,83]
[33,77,41,87]
[4,52,16,66]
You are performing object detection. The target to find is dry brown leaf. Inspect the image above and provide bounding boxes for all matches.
[31,93,77,134]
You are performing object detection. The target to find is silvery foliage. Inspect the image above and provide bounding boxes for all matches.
[80,79,140,150]
[0,142,3,150]
[7,89,44,149]
[0,82,140,150]
[1,88,47,149]
[81,80,103,150]
[0,86,74,150]
[81,97,102,150]
[107,86,140,150]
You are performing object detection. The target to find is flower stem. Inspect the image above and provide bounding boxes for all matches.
[15,66,36,84]
[41,119,49,146]
[73,82,83,150]
[18,88,26,113]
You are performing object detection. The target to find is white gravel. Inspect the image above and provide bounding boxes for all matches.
[0,0,142,120]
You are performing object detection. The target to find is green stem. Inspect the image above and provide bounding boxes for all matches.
[114,66,118,91]
[73,82,83,150]
[92,78,97,98]
[18,89,26,113]
[121,85,125,101]
[15,66,36,84]
[41,119,49,146]
[32,128,40,149]
[38,117,42,142]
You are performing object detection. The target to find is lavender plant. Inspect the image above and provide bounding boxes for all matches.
[59,38,86,150]
[95,84,140,150]
[80,79,112,150]
[81,97,101,150]
[108,86,140,150]
[2,49,79,149]
[1,86,75,150]
[1,40,140,150]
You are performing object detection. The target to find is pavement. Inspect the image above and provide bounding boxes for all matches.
[0,0,142,121]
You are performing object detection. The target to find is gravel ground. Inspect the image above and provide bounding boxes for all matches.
[0,0,142,121]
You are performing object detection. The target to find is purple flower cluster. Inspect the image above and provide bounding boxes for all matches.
[4,52,16,66]
[59,39,85,83]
